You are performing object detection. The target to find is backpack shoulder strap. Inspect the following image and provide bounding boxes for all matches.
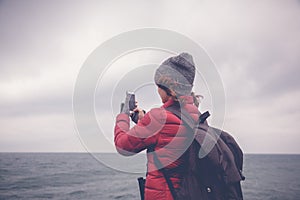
[152,106,211,200]
[165,105,210,129]
[165,106,194,130]
[152,151,178,200]
[151,106,200,200]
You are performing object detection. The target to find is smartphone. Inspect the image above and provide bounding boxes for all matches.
[126,91,136,111]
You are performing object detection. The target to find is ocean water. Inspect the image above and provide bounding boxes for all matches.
[0,153,299,200]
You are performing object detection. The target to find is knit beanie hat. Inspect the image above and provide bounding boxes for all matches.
[154,52,196,96]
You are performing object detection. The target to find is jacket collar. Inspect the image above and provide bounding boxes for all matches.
[162,96,194,108]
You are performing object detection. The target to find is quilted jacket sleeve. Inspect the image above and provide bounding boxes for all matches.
[114,108,166,156]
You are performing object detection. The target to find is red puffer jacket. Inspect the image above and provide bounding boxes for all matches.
[114,96,199,200]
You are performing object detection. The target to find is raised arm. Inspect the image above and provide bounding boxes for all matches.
[114,108,166,156]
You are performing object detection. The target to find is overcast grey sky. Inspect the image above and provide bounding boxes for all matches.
[0,0,300,153]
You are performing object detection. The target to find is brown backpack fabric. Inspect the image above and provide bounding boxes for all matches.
[161,106,245,200]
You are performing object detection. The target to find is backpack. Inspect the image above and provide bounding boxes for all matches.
[154,106,245,200]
